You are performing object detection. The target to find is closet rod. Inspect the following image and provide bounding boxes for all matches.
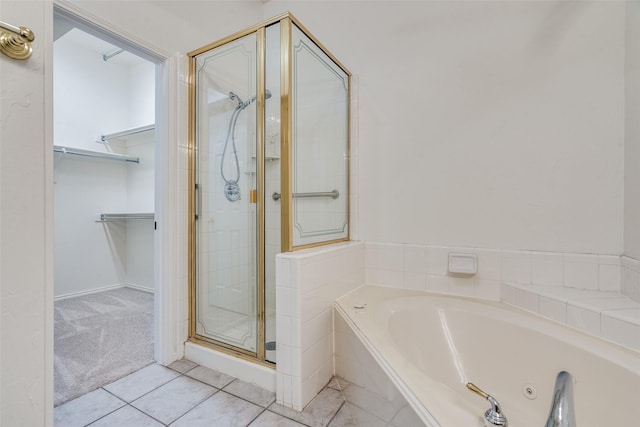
[98,213,154,221]
[53,145,140,163]
[100,124,155,142]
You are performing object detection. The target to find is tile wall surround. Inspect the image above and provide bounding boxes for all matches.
[365,242,640,353]
[365,242,622,298]
[275,241,365,411]
[276,241,639,412]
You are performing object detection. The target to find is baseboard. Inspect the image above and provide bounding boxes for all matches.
[124,283,154,294]
[54,283,154,301]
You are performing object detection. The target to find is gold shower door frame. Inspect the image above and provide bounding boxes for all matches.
[188,12,351,364]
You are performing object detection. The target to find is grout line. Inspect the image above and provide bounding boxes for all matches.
[124,403,168,426]
[325,400,345,427]
[80,398,126,427]
[161,386,219,426]
[244,407,268,426]
[126,374,185,405]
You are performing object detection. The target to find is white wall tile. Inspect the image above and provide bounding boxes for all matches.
[476,249,502,281]
[564,253,599,264]
[300,374,318,409]
[539,296,567,323]
[571,295,640,312]
[276,315,293,347]
[276,373,284,403]
[531,252,563,287]
[317,359,333,392]
[365,243,385,271]
[514,288,539,312]
[567,305,601,336]
[403,244,427,274]
[502,251,531,284]
[301,309,332,352]
[598,254,620,266]
[279,242,365,409]
[598,264,620,292]
[291,376,301,410]
[564,255,599,290]
[501,284,517,305]
[277,345,293,376]
[380,244,404,272]
[622,256,640,302]
[276,287,294,318]
[602,308,640,324]
[426,274,449,294]
[426,246,449,276]
[601,315,640,352]
[381,269,404,288]
[275,258,291,288]
[449,276,475,297]
[299,287,329,323]
[474,279,501,301]
[366,268,384,287]
[403,272,427,291]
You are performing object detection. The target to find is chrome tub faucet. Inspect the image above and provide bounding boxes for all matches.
[545,371,576,427]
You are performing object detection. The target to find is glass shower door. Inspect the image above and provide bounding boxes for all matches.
[193,33,258,354]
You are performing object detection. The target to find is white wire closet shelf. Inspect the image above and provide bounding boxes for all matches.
[96,213,155,222]
[54,145,140,163]
[99,124,155,142]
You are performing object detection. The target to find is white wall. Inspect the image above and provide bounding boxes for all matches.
[66,0,264,55]
[54,30,139,150]
[624,2,640,301]
[625,4,640,260]
[265,1,626,255]
[54,30,155,297]
[0,1,53,425]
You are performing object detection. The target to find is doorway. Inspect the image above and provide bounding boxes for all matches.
[52,8,164,406]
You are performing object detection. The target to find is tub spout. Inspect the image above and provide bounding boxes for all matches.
[466,382,508,427]
[545,371,576,427]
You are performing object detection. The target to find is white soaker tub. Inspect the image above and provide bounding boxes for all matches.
[334,285,640,427]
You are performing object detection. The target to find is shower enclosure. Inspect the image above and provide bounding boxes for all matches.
[188,13,350,364]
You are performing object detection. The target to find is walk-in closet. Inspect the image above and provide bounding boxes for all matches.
[53,15,156,406]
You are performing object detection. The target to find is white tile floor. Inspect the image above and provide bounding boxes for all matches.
[54,359,356,427]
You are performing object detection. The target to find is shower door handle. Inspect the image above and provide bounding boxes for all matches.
[194,183,201,220]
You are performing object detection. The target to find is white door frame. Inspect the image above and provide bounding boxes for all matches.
[52,0,184,365]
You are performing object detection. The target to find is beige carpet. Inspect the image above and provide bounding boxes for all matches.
[54,287,154,406]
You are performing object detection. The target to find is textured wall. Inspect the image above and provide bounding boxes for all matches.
[0,1,53,425]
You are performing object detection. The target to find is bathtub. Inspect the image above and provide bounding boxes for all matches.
[334,285,640,427]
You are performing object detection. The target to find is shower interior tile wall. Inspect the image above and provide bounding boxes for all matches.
[197,93,255,325]
[54,29,155,298]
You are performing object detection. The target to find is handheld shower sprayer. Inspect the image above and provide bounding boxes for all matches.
[228,90,272,110]
[228,91,243,109]
[220,89,272,202]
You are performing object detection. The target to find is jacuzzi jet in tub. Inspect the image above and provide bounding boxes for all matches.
[522,383,537,400]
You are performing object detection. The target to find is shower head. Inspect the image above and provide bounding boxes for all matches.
[228,91,244,108]
[229,90,272,109]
